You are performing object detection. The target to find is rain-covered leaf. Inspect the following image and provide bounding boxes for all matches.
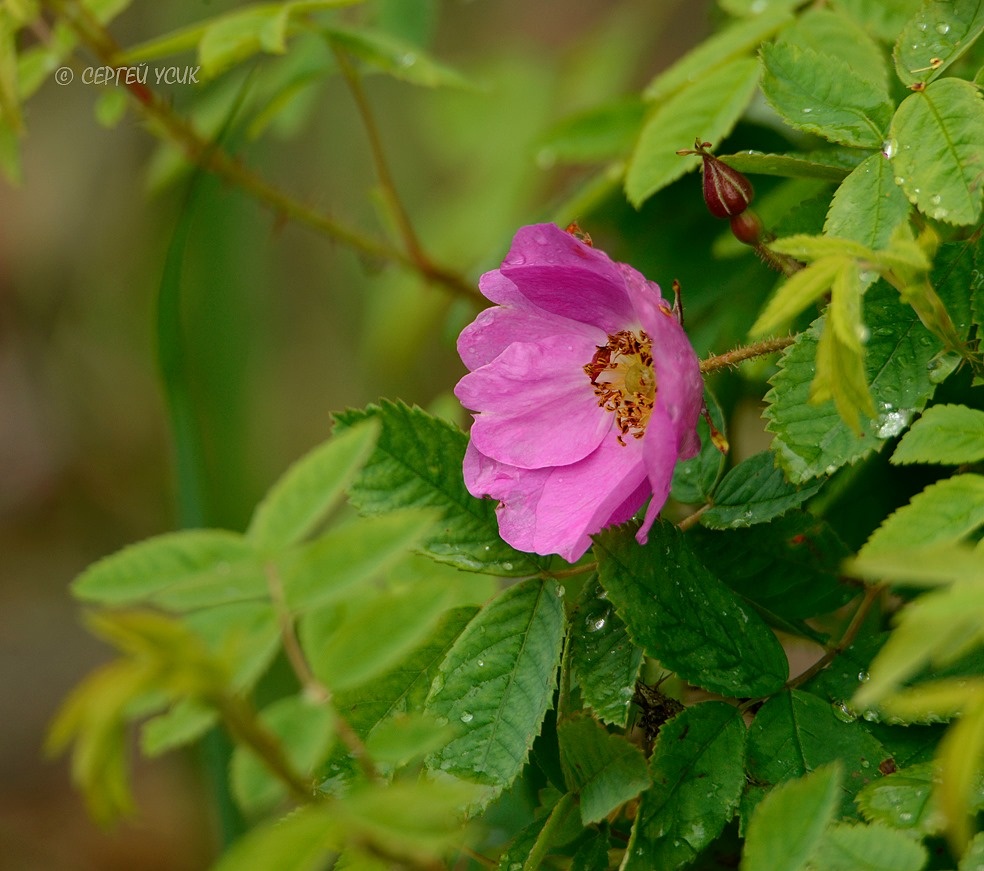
[894,0,984,87]
[594,523,788,698]
[890,78,984,226]
[425,579,565,789]
[623,702,745,871]
[855,761,945,834]
[715,148,860,181]
[701,451,823,529]
[626,57,760,206]
[824,152,911,249]
[333,401,544,575]
[892,404,984,465]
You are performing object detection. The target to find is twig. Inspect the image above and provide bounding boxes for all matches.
[677,504,709,531]
[700,336,796,374]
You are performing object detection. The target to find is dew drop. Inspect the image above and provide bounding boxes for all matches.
[833,702,858,723]
[588,617,607,632]
[556,585,566,597]
[936,22,950,34]
[930,194,941,205]
[899,811,914,823]
[502,561,513,572]
[476,659,485,668]
[894,176,906,186]
[399,52,417,67]
[460,711,474,723]
[881,139,897,159]
[858,670,870,683]
[918,21,928,31]
[802,107,813,114]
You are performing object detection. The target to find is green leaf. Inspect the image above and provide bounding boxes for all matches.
[279,510,438,613]
[892,404,984,465]
[535,98,644,166]
[72,530,264,607]
[846,543,984,586]
[760,41,892,148]
[333,401,543,575]
[671,387,726,505]
[324,25,474,89]
[861,474,984,554]
[855,761,945,835]
[890,78,984,226]
[824,153,912,249]
[719,0,801,16]
[182,601,281,689]
[750,254,849,337]
[741,763,842,871]
[813,822,928,871]
[230,694,334,815]
[701,451,823,529]
[960,831,984,870]
[715,148,860,181]
[626,57,760,206]
[569,580,643,727]
[247,420,379,551]
[363,712,453,767]
[141,698,217,757]
[643,7,793,103]
[746,690,887,814]
[764,282,946,483]
[894,0,984,87]
[301,578,454,692]
[831,0,923,43]
[594,523,788,698]
[424,579,565,788]
[693,510,853,621]
[623,703,746,871]
[209,804,339,871]
[558,715,651,825]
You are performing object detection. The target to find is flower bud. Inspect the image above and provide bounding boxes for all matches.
[729,210,765,246]
[701,152,754,218]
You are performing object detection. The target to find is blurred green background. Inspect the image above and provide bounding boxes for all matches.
[0,1,729,866]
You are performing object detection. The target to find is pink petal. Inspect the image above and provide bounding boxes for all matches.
[637,405,679,545]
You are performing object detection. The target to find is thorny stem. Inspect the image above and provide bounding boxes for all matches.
[700,335,796,374]
[43,0,479,301]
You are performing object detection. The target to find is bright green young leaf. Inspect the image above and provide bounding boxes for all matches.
[209,803,340,871]
[624,703,746,871]
[890,78,984,226]
[876,678,981,724]
[535,98,644,166]
[831,0,923,43]
[715,148,860,181]
[594,523,788,698]
[279,510,438,613]
[937,694,984,852]
[824,152,912,249]
[892,404,984,466]
[301,578,454,692]
[181,601,280,691]
[861,474,984,554]
[626,57,760,206]
[846,543,984,586]
[425,579,565,788]
[741,764,842,871]
[759,41,892,148]
[694,510,853,621]
[230,694,335,816]
[558,715,651,825]
[569,580,643,727]
[765,282,948,483]
[701,451,823,529]
[746,691,887,814]
[671,387,726,505]
[141,698,217,757]
[894,0,984,87]
[960,831,984,870]
[855,762,944,834]
[643,7,792,103]
[72,529,263,607]
[750,254,848,336]
[246,419,379,551]
[333,401,544,576]
[812,821,928,871]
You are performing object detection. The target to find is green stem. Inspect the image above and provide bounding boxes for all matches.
[523,793,576,871]
[700,335,796,374]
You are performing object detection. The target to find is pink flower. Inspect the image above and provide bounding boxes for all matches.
[455,223,704,562]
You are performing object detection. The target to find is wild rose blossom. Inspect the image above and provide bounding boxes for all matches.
[455,223,704,562]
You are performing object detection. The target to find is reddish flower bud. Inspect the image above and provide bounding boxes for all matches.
[677,139,754,218]
[729,210,764,246]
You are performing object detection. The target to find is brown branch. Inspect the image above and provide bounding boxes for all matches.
[700,335,796,374]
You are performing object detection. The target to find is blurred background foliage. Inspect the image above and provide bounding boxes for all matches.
[0,1,740,867]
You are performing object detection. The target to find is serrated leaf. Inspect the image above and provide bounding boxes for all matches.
[825,152,912,249]
[594,522,788,698]
[764,282,946,483]
[558,715,651,825]
[424,579,565,788]
[72,530,264,607]
[960,830,984,870]
[702,451,823,529]
[644,7,792,103]
[895,0,984,87]
[813,821,928,871]
[715,149,859,181]
[247,420,379,551]
[856,762,945,834]
[746,690,886,814]
[694,511,853,621]
[760,41,892,148]
[891,78,984,226]
[333,401,543,576]
[209,804,340,871]
[230,694,334,816]
[893,404,984,465]
[535,98,644,166]
[671,388,726,505]
[624,702,746,871]
[741,764,842,871]
[626,57,760,206]
[831,0,923,43]
[750,254,848,336]
[861,474,984,554]
[569,580,643,727]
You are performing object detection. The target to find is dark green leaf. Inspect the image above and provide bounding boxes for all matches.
[671,387,726,505]
[333,401,543,575]
[894,0,984,87]
[623,703,746,871]
[890,78,984,226]
[701,451,823,529]
[569,580,643,727]
[594,523,788,698]
[892,404,984,465]
[824,152,911,249]
[425,579,565,789]
[760,41,892,147]
[558,715,651,825]
[570,829,611,871]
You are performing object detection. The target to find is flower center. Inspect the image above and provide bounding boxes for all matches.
[584,329,656,445]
